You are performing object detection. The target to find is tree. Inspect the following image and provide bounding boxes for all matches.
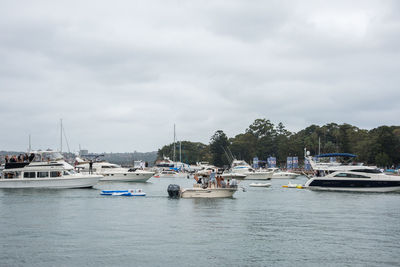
[246,119,276,139]
[209,130,230,167]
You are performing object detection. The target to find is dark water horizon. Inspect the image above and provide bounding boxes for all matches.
[1,177,399,266]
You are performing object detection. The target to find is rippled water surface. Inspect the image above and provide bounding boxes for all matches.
[1,177,400,266]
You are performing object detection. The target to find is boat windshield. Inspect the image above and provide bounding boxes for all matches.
[102,165,120,169]
[231,160,250,167]
[351,169,382,174]
[63,170,76,176]
[33,152,64,162]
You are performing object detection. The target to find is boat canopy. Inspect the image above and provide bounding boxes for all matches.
[316,153,356,158]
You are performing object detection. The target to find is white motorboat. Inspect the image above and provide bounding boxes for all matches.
[268,168,300,179]
[153,169,189,178]
[221,172,247,180]
[75,158,154,182]
[249,182,271,187]
[0,151,102,189]
[305,169,400,192]
[231,159,273,180]
[304,152,375,176]
[167,179,239,198]
[180,186,238,198]
[155,157,175,168]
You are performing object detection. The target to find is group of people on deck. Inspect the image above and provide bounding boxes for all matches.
[4,153,35,164]
[193,169,237,189]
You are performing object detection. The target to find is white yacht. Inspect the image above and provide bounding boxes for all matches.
[0,151,102,189]
[75,158,154,182]
[305,152,369,176]
[268,168,300,179]
[231,159,273,180]
[154,169,188,178]
[221,172,247,180]
[305,169,400,192]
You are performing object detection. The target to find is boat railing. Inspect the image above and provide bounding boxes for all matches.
[4,162,30,169]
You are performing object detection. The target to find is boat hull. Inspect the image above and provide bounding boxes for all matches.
[0,175,102,189]
[100,172,153,182]
[180,188,237,198]
[305,179,400,192]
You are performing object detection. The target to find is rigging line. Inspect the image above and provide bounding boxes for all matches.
[227,146,235,161]
[222,146,232,164]
[62,125,71,153]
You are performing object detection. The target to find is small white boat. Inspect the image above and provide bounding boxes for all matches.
[249,182,271,187]
[282,182,303,188]
[100,189,146,196]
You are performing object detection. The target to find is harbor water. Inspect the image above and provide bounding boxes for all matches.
[1,176,400,266]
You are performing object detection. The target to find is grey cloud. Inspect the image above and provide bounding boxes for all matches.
[0,0,399,152]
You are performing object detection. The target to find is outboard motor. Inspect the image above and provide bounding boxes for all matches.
[167,184,181,198]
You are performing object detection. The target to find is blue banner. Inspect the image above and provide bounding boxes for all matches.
[267,157,276,168]
[287,157,293,169]
[292,157,298,168]
[253,157,259,169]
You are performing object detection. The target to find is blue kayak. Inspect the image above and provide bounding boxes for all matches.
[101,189,146,196]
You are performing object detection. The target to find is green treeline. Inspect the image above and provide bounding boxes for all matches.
[157,119,400,168]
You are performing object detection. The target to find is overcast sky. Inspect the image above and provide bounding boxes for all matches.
[1,0,399,153]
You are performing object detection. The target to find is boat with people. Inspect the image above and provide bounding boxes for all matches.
[167,172,239,198]
[75,157,154,182]
[0,151,102,189]
[304,152,372,176]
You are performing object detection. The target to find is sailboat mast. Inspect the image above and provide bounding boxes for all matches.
[28,134,31,152]
[60,118,63,152]
[173,124,176,163]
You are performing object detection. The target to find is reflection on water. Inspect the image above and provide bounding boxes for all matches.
[1,177,400,266]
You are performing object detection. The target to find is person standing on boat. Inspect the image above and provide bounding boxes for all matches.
[210,169,216,188]
[89,160,93,174]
